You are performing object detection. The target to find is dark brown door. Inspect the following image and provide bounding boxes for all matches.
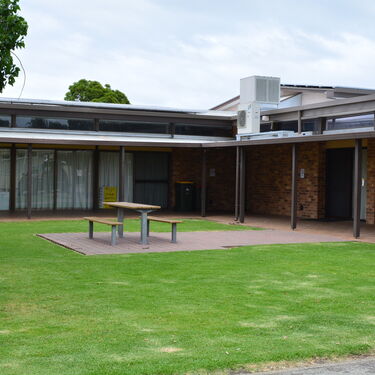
[326,148,353,219]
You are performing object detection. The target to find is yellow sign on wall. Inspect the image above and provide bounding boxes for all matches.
[103,186,117,208]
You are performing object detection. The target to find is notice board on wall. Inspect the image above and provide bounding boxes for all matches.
[99,186,117,208]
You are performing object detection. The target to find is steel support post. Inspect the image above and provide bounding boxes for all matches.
[353,139,362,238]
[201,149,207,217]
[9,144,16,211]
[27,144,32,219]
[119,146,125,201]
[235,146,240,221]
[239,147,246,223]
[291,144,298,230]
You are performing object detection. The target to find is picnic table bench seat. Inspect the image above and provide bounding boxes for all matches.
[147,216,182,243]
[83,217,122,246]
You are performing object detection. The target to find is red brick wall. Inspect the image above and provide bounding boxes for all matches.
[206,148,236,211]
[170,148,236,211]
[297,142,326,219]
[169,148,201,209]
[245,142,325,219]
[246,144,292,216]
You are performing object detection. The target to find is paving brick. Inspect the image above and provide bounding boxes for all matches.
[38,230,344,256]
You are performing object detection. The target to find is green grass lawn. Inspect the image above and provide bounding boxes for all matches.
[0,220,374,375]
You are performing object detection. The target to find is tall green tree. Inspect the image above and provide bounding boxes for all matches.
[0,0,28,92]
[64,79,130,104]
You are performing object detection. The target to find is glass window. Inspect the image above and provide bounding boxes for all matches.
[98,151,133,208]
[0,115,11,127]
[0,149,10,210]
[302,119,320,132]
[15,149,55,210]
[56,151,93,209]
[99,120,168,134]
[16,150,28,209]
[134,152,169,208]
[174,123,232,137]
[326,114,374,130]
[32,151,54,209]
[260,123,272,132]
[276,121,298,132]
[16,116,94,131]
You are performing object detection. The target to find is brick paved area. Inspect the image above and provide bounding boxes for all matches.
[38,229,345,255]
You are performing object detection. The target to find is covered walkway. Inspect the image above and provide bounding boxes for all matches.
[209,214,375,243]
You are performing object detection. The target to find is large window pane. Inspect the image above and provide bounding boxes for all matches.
[99,120,168,134]
[16,150,28,209]
[57,151,93,209]
[17,116,94,131]
[32,150,54,209]
[174,123,232,137]
[134,152,168,208]
[302,119,320,132]
[275,121,298,132]
[0,149,10,210]
[326,115,374,130]
[0,115,11,127]
[99,151,133,207]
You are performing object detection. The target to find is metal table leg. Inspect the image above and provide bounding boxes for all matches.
[171,223,177,243]
[117,208,124,238]
[137,209,154,245]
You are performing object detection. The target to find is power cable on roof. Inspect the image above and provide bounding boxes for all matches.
[10,51,26,98]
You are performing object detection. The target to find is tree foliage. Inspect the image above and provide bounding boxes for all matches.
[64,79,130,104]
[0,0,28,92]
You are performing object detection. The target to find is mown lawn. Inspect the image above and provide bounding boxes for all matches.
[0,219,374,375]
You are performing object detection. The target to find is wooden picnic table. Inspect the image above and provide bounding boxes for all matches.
[104,201,161,245]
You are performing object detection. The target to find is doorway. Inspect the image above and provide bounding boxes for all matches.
[326,148,354,219]
[325,147,367,220]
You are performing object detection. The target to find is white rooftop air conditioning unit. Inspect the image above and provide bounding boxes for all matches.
[240,75,280,105]
[237,75,280,136]
[237,103,261,134]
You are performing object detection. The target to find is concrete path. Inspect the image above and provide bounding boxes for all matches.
[39,229,345,255]
[236,357,375,375]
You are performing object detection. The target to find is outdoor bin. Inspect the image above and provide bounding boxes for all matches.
[175,181,195,211]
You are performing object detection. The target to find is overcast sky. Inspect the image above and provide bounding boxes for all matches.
[2,0,375,109]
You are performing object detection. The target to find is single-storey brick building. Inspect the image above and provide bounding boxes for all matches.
[1,78,375,238]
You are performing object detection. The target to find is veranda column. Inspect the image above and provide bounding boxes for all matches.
[92,146,100,211]
[119,146,125,201]
[234,146,240,221]
[201,148,207,217]
[239,146,246,223]
[27,144,32,219]
[353,139,362,238]
[291,143,298,230]
[9,144,16,212]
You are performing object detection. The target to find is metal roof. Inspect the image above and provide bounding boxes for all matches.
[0,129,222,148]
[0,97,235,119]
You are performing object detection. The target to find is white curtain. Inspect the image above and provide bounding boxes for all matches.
[56,150,93,209]
[16,150,28,209]
[0,149,10,210]
[32,150,54,209]
[125,153,133,202]
[99,151,133,207]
